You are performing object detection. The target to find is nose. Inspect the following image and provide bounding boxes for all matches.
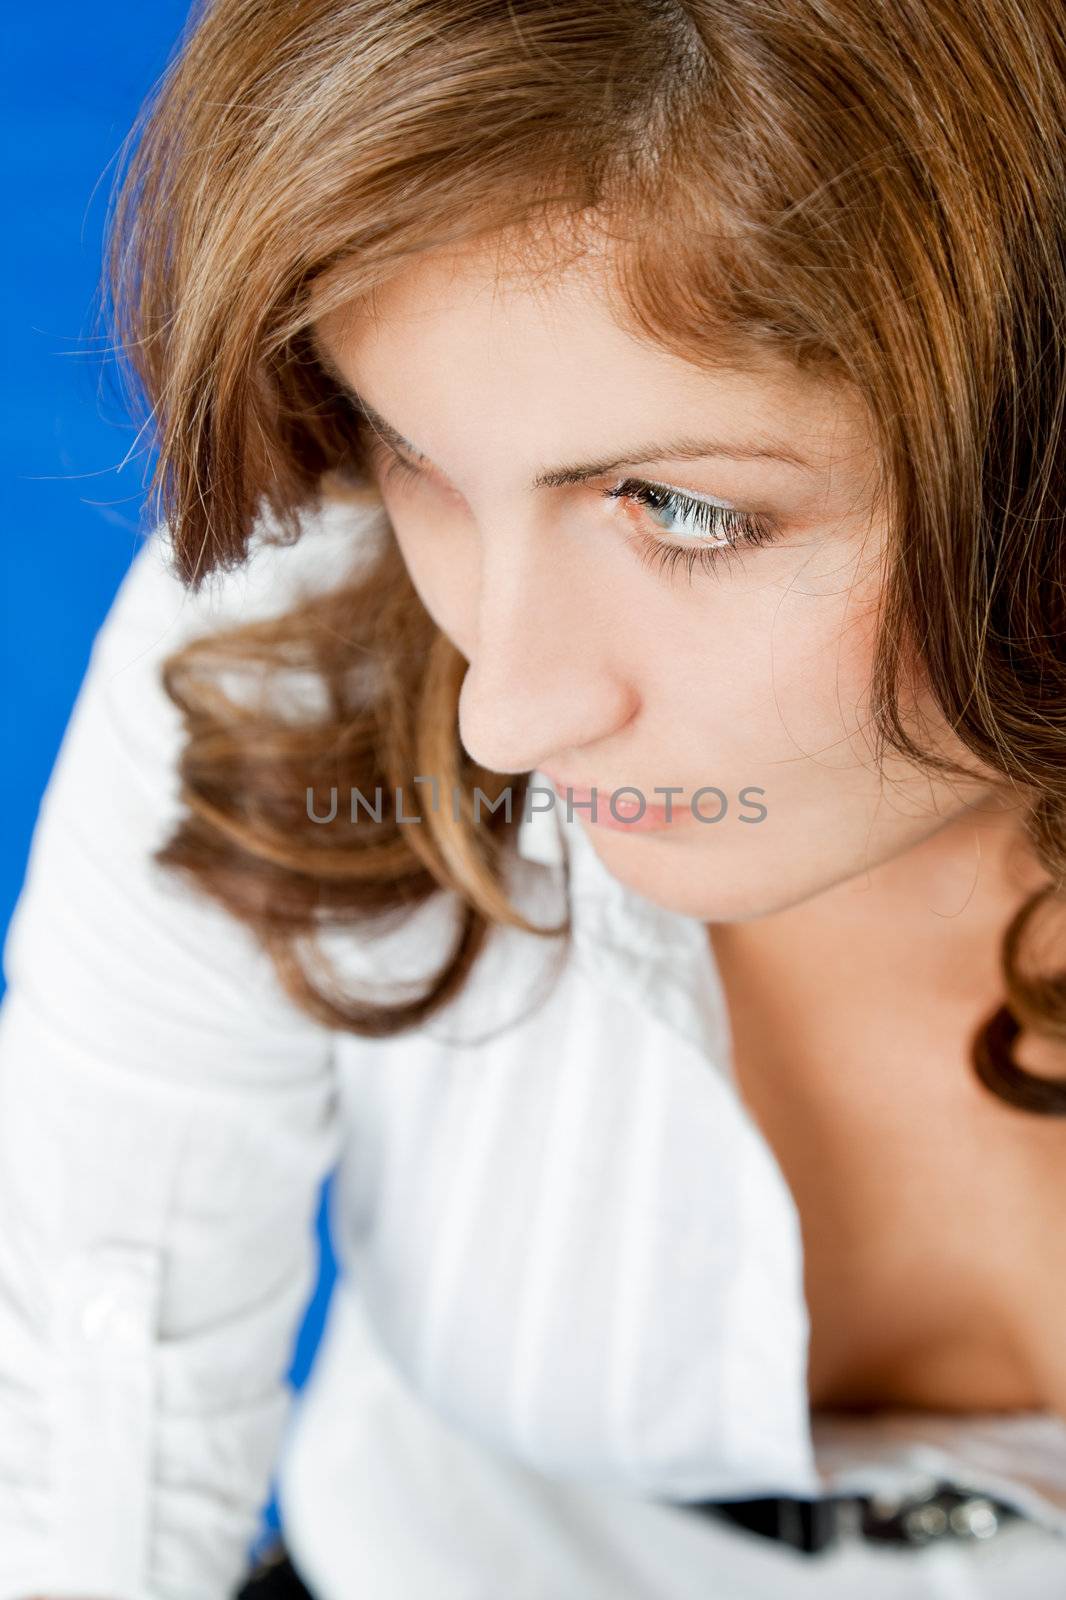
[456,520,637,777]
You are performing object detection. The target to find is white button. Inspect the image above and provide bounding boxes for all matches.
[79,1288,143,1345]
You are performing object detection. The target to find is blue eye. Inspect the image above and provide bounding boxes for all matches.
[373,448,777,583]
[602,478,777,582]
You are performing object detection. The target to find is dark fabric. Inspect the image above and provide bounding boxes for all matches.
[689,1494,842,1553]
[234,1543,317,1598]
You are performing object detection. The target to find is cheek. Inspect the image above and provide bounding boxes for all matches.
[654,581,882,773]
[766,582,883,759]
[803,604,880,728]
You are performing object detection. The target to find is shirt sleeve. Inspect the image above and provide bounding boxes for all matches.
[0,511,367,1600]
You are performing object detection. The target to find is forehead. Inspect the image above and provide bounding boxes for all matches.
[311,232,878,483]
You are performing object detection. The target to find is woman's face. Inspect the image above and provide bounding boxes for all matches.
[314,237,1008,923]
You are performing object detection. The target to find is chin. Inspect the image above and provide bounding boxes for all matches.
[587,834,802,924]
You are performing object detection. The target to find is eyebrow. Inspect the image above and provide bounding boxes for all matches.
[323,363,814,487]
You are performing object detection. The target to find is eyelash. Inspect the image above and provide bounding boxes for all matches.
[603,478,777,581]
[373,448,777,581]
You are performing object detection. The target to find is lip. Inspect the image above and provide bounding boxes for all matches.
[538,768,693,834]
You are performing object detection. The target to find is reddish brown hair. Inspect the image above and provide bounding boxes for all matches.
[103,0,1066,1106]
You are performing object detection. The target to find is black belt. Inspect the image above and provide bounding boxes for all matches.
[684,1477,1025,1555]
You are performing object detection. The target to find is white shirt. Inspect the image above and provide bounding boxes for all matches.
[2,494,1065,1600]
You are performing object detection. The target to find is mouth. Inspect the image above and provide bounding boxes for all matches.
[538,770,695,834]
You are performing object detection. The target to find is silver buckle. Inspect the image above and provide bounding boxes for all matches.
[859,1478,1015,1546]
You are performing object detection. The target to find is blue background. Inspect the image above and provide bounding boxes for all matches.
[1,5,336,1561]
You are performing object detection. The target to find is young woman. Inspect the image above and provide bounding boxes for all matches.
[4,0,1066,1595]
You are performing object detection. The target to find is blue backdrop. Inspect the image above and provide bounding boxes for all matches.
[1,4,336,1560]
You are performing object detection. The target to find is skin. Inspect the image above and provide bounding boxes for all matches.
[313,236,1066,1419]
[313,233,1049,950]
